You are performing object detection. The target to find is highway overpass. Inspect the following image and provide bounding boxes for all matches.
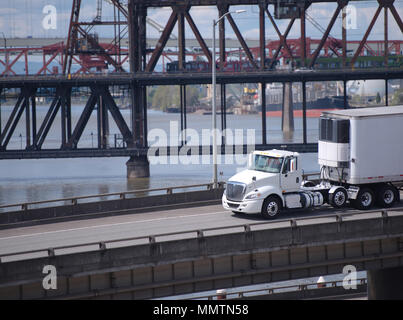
[1,192,403,300]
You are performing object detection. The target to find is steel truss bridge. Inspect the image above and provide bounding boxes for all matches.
[0,0,402,170]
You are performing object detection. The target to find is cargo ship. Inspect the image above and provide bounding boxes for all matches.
[261,95,349,118]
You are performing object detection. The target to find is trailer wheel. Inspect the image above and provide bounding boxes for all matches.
[329,187,348,208]
[261,196,282,220]
[351,188,374,210]
[376,185,397,208]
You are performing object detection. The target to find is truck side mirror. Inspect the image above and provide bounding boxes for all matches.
[252,176,256,182]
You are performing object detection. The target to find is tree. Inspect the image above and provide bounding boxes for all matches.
[376,92,381,104]
[149,85,201,111]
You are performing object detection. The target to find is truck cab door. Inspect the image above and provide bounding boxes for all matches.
[280,156,301,192]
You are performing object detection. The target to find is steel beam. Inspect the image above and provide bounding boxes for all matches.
[342,5,347,67]
[302,81,307,144]
[351,5,382,66]
[218,5,228,71]
[180,85,187,145]
[220,83,226,145]
[309,2,345,68]
[0,94,24,147]
[261,82,267,145]
[25,89,31,148]
[299,2,307,67]
[259,4,266,70]
[0,93,26,149]
[35,94,61,149]
[101,87,134,148]
[129,0,351,6]
[63,0,81,75]
[226,13,258,69]
[389,3,403,34]
[266,7,296,69]
[176,6,187,71]
[131,84,147,148]
[384,6,388,66]
[66,89,98,149]
[146,11,178,72]
[30,95,37,147]
[128,0,139,73]
[185,12,212,64]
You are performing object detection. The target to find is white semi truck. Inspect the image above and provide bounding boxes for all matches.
[222,106,403,219]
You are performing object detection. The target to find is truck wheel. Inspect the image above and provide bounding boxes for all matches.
[329,187,348,208]
[376,185,397,208]
[261,196,282,219]
[351,188,374,210]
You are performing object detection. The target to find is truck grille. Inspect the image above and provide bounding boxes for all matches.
[226,182,246,201]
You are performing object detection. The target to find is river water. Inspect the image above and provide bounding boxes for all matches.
[0,105,320,205]
[1,105,366,298]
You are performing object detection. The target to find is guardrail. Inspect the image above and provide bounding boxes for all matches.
[192,277,367,300]
[0,173,319,213]
[1,206,400,264]
[0,182,225,213]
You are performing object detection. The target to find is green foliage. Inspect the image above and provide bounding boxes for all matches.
[148,85,201,111]
[376,92,381,104]
[391,89,403,105]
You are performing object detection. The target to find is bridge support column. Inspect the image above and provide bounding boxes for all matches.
[367,266,403,300]
[126,155,150,179]
[282,82,294,139]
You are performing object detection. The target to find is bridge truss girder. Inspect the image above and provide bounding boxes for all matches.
[0,83,137,152]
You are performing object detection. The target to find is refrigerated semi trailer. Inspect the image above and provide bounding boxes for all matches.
[222,106,403,219]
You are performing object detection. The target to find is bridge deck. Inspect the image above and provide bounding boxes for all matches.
[1,197,403,299]
[0,68,402,87]
[1,198,402,261]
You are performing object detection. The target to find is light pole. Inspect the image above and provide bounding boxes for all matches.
[0,32,6,76]
[212,9,245,188]
[0,32,3,134]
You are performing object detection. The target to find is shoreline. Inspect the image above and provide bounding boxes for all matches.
[260,108,340,118]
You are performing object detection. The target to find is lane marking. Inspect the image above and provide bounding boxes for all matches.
[0,210,228,241]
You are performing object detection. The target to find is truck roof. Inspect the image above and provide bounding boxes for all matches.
[254,149,299,158]
[320,105,403,119]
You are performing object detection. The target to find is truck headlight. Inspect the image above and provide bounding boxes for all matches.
[245,192,261,200]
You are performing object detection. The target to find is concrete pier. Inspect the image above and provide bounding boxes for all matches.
[282,82,294,134]
[126,155,150,178]
[367,266,403,300]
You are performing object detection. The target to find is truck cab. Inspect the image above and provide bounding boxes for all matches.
[222,149,302,218]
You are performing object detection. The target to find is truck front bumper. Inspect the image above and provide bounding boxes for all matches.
[222,194,263,214]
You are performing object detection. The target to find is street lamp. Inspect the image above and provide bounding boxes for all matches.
[212,9,245,188]
[0,32,6,76]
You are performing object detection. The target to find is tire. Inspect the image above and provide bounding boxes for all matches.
[261,196,282,219]
[302,181,316,188]
[329,187,348,208]
[351,187,374,210]
[376,185,397,208]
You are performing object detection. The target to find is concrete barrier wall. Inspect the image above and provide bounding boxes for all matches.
[0,188,224,229]
[1,213,403,299]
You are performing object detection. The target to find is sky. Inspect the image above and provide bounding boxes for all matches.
[0,0,402,42]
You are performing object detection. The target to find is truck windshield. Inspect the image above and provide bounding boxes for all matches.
[249,155,284,173]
